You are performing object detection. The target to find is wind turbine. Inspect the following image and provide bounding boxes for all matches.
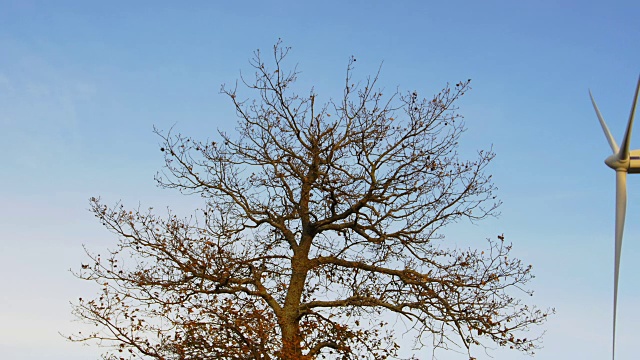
[590,76,640,360]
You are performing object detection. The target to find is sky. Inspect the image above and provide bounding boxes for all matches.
[0,1,639,359]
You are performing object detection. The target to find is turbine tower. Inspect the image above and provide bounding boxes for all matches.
[590,76,640,360]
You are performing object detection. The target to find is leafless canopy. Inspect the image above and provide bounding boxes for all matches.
[70,42,551,360]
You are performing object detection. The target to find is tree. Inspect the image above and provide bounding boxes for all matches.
[69,42,551,360]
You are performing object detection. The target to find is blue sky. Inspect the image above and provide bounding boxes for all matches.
[1,1,639,359]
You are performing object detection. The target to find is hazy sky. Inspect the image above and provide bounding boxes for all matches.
[1,1,639,359]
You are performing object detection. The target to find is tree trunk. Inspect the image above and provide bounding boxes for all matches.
[279,239,312,359]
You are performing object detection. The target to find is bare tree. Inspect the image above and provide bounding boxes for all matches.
[69,42,551,360]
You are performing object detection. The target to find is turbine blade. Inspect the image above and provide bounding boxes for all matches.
[612,170,627,360]
[618,78,640,160]
[590,90,619,154]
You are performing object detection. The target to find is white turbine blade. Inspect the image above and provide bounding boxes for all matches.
[612,170,627,360]
[590,90,619,154]
[630,75,640,123]
[620,76,640,160]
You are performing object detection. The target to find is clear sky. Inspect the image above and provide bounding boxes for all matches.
[1,1,639,359]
